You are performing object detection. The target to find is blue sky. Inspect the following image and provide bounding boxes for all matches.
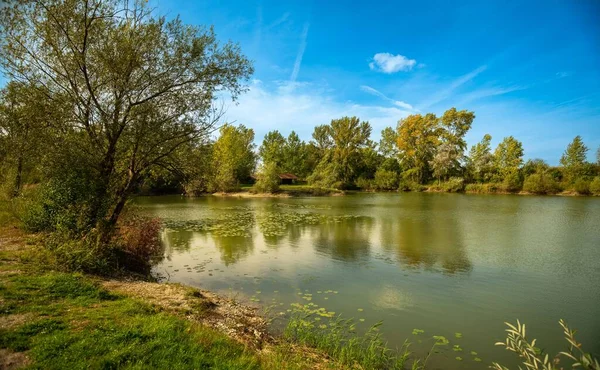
[3,0,598,164]
[151,0,600,164]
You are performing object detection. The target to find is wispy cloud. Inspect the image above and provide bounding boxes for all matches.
[265,12,290,30]
[555,71,573,78]
[369,53,417,73]
[290,23,310,82]
[360,85,416,111]
[419,65,487,109]
[454,85,527,107]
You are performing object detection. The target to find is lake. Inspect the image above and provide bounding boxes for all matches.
[134,193,600,369]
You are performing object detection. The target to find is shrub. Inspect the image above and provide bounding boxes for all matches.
[253,162,280,194]
[355,176,373,191]
[501,171,522,193]
[373,169,399,191]
[42,214,163,275]
[398,180,425,192]
[441,177,465,192]
[590,177,600,195]
[523,174,560,195]
[114,214,163,273]
[573,178,591,195]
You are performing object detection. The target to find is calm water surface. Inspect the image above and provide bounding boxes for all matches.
[134,193,600,369]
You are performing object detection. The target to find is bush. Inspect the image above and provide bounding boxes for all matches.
[590,177,600,195]
[501,171,522,193]
[573,178,591,195]
[523,174,560,195]
[464,183,504,194]
[398,180,425,192]
[43,214,163,275]
[114,214,163,273]
[373,169,399,191]
[441,177,465,192]
[253,162,280,194]
[355,176,373,191]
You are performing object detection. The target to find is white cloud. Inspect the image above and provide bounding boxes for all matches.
[290,23,310,82]
[222,81,410,142]
[369,53,417,73]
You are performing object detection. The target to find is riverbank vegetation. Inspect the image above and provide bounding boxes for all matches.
[0,1,599,369]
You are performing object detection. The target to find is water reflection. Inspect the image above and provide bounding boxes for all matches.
[378,196,472,274]
[313,216,374,261]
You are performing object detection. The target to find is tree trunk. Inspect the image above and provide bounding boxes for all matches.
[12,154,23,198]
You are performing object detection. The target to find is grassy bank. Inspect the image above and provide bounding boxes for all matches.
[0,227,411,370]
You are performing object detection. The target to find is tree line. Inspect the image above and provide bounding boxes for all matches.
[172,110,600,196]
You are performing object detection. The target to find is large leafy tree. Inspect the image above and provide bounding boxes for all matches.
[0,0,253,237]
[379,127,398,158]
[467,134,495,183]
[396,113,440,183]
[308,117,372,187]
[329,116,373,185]
[560,136,588,182]
[211,124,256,192]
[282,131,307,176]
[258,130,286,167]
[494,136,524,181]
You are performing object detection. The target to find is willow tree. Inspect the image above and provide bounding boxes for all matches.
[0,0,253,238]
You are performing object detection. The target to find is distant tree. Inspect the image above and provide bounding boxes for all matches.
[211,124,256,192]
[379,127,398,158]
[494,136,524,182]
[560,136,588,183]
[467,134,495,183]
[253,161,280,193]
[282,131,307,176]
[430,142,455,183]
[396,113,440,183]
[597,146,600,166]
[0,0,253,238]
[258,131,286,167]
[522,159,550,177]
[328,116,373,185]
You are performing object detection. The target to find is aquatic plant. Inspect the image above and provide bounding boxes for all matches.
[492,320,600,370]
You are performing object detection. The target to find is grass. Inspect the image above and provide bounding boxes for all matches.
[0,225,410,369]
[0,270,261,369]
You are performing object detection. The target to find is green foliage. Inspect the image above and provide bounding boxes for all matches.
[259,131,286,167]
[590,177,600,195]
[560,136,589,183]
[467,134,495,183]
[465,183,502,193]
[494,136,524,182]
[307,157,342,189]
[0,0,253,238]
[356,176,374,191]
[523,174,560,194]
[379,127,398,158]
[253,162,281,194]
[211,124,256,192]
[573,178,591,195]
[284,313,410,369]
[373,169,399,190]
[492,320,599,370]
[501,171,523,193]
